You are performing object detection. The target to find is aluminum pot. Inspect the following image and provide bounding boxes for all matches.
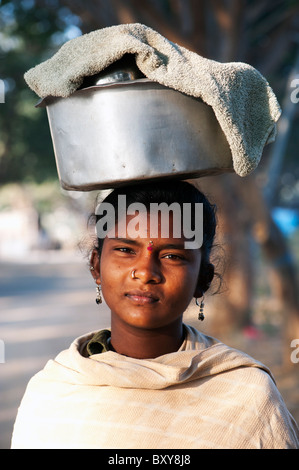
[37,76,233,191]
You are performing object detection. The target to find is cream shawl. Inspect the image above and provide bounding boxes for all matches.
[11,325,299,449]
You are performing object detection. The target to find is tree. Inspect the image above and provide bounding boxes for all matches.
[2,0,299,354]
[47,0,299,355]
[0,0,81,182]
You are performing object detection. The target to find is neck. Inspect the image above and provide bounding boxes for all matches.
[110,317,185,359]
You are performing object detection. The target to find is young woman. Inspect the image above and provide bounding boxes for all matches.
[11,181,299,449]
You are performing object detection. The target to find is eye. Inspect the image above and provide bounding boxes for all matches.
[162,253,185,261]
[114,246,135,255]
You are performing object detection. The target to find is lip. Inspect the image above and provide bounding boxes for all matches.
[125,290,159,305]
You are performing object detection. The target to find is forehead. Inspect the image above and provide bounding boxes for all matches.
[112,210,184,241]
[96,200,203,249]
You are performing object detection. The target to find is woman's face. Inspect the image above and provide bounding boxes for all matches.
[98,211,202,331]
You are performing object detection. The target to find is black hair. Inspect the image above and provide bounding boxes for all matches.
[90,180,219,295]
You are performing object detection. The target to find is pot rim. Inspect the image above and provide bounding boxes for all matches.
[35,78,176,108]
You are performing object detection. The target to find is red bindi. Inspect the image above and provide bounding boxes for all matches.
[147,241,154,251]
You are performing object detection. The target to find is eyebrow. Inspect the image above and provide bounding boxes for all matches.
[109,237,139,246]
[108,237,186,250]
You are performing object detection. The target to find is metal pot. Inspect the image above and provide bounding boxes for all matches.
[37,64,233,191]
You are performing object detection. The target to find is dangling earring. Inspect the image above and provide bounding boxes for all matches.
[196,295,205,321]
[95,284,102,305]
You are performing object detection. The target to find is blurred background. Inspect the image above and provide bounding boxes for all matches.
[1,0,299,449]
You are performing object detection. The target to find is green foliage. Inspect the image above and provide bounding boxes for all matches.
[0,0,82,183]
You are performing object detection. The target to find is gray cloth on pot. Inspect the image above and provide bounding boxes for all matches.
[24,23,281,177]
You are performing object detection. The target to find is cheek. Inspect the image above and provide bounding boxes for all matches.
[99,256,120,292]
[101,266,121,291]
[100,274,123,310]
[166,268,199,302]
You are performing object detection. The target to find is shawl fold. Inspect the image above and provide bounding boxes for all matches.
[11,325,299,449]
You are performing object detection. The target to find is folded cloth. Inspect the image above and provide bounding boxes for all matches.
[24,23,281,177]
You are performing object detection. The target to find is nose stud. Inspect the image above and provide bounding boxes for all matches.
[131,269,136,279]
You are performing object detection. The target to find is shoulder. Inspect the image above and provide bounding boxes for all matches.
[207,355,299,448]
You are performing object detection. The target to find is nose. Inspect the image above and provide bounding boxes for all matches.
[133,253,162,284]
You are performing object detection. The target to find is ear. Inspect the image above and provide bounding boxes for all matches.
[194,262,214,298]
[90,248,101,285]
